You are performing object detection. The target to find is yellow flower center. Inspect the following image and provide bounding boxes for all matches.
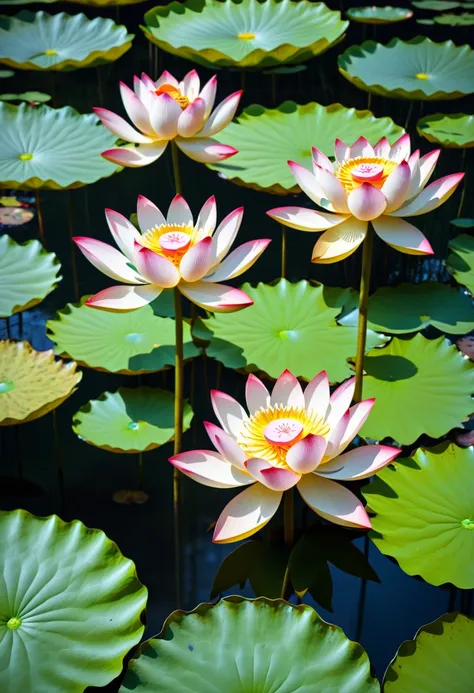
[138,223,198,267]
[335,156,398,193]
[155,83,190,110]
[415,72,429,80]
[237,405,330,468]
[237,32,257,40]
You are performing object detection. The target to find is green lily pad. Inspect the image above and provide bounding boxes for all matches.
[0,235,61,317]
[338,282,474,335]
[450,217,474,228]
[447,233,474,294]
[434,11,474,24]
[363,442,474,588]
[119,597,379,693]
[384,612,474,691]
[47,298,200,375]
[142,0,348,69]
[0,91,51,102]
[0,508,147,693]
[0,69,13,77]
[73,386,193,453]
[0,11,133,71]
[0,103,119,190]
[196,279,386,383]
[347,6,413,24]
[338,37,474,100]
[0,341,82,426]
[359,335,474,445]
[417,113,474,148]
[416,17,435,23]
[412,0,460,8]
[209,101,404,194]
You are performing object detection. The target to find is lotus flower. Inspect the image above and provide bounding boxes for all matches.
[267,134,464,263]
[74,194,270,312]
[93,69,241,167]
[170,370,400,543]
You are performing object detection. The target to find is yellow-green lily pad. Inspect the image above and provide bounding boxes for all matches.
[0,341,82,426]
[417,113,474,148]
[0,11,133,71]
[434,11,474,24]
[412,0,460,8]
[447,233,474,295]
[142,0,348,69]
[47,298,200,375]
[0,91,50,102]
[72,386,193,453]
[338,37,474,100]
[359,335,474,445]
[347,6,413,23]
[195,279,387,383]
[363,443,474,588]
[0,103,119,190]
[210,101,404,194]
[0,235,61,318]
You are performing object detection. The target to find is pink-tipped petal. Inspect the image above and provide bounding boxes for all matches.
[119,81,155,136]
[149,92,182,139]
[104,208,140,261]
[245,374,270,415]
[347,183,387,221]
[408,149,420,173]
[304,371,330,419]
[74,236,145,284]
[133,75,155,111]
[324,409,350,461]
[179,281,253,313]
[337,399,376,454]
[85,284,161,311]
[134,244,180,287]
[311,217,367,264]
[180,69,200,101]
[288,161,331,210]
[203,422,247,470]
[93,107,153,144]
[167,194,193,227]
[350,136,374,159]
[313,165,350,213]
[169,449,252,489]
[374,137,390,158]
[154,70,179,89]
[327,377,355,427]
[391,173,464,218]
[312,146,334,173]
[210,389,249,439]
[198,90,242,138]
[408,149,440,199]
[203,239,270,283]
[210,207,244,264]
[297,474,371,529]
[381,161,412,213]
[137,194,166,232]
[245,459,300,491]
[178,97,207,138]
[195,195,217,238]
[271,369,304,408]
[176,137,238,163]
[213,484,282,544]
[180,237,214,282]
[101,142,167,168]
[199,75,218,119]
[334,138,350,163]
[266,206,348,232]
[389,133,411,163]
[286,434,327,474]
[372,216,434,255]
[316,444,401,481]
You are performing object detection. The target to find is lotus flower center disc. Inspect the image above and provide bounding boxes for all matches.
[44,49,57,56]
[351,163,384,183]
[237,32,257,40]
[264,418,303,445]
[159,231,191,252]
[155,83,190,109]
[416,72,429,80]
[7,617,21,630]
[18,153,33,161]
[461,518,474,530]
[0,379,14,394]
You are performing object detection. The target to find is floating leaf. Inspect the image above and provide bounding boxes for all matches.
[0,341,81,426]
[339,282,474,334]
[347,6,413,23]
[447,233,474,294]
[434,11,474,24]
[384,612,474,691]
[0,508,147,693]
[450,218,474,228]
[210,101,404,194]
[417,113,474,148]
[0,11,133,71]
[119,597,379,693]
[363,443,474,588]
[198,280,387,383]
[416,17,435,22]
[47,298,200,375]
[142,0,348,69]
[0,91,50,102]
[412,0,460,8]
[0,103,119,190]
[0,69,13,77]
[339,37,474,100]
[0,235,61,317]
[360,335,474,444]
[72,386,193,453]
[0,206,33,225]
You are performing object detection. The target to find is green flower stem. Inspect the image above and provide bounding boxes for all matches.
[35,190,45,246]
[457,148,467,218]
[280,488,294,599]
[354,224,374,402]
[281,225,287,278]
[171,140,182,195]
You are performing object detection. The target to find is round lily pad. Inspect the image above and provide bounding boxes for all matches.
[196,279,387,383]
[0,235,61,317]
[0,341,82,426]
[47,298,200,375]
[0,508,147,693]
[0,91,50,102]
[450,218,474,228]
[0,11,133,71]
[434,11,474,24]
[338,37,474,100]
[0,103,119,190]
[359,334,474,445]
[447,233,474,295]
[412,0,460,8]
[338,282,474,335]
[384,612,474,691]
[347,6,413,24]
[363,442,474,588]
[209,101,404,194]
[120,597,379,693]
[417,113,474,148]
[73,386,194,453]
[142,0,348,69]
[0,69,14,77]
